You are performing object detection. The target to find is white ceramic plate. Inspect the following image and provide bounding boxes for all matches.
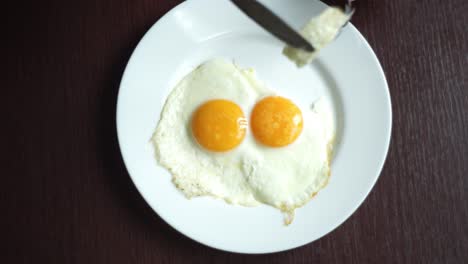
[117,0,391,254]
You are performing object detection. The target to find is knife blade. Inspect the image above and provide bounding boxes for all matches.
[231,0,315,52]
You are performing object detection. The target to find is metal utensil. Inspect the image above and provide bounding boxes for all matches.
[232,0,355,51]
[231,0,315,52]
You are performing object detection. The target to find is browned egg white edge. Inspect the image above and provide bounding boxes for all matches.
[157,135,336,226]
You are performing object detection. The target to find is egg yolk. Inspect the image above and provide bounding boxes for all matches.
[251,96,303,147]
[191,99,247,152]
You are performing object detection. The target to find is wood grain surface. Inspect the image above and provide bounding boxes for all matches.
[2,0,468,263]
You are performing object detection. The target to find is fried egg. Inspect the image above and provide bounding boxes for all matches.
[152,59,334,224]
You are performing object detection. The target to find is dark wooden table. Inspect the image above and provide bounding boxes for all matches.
[3,0,468,263]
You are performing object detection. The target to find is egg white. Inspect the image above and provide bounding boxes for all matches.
[152,58,335,224]
[283,7,352,67]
